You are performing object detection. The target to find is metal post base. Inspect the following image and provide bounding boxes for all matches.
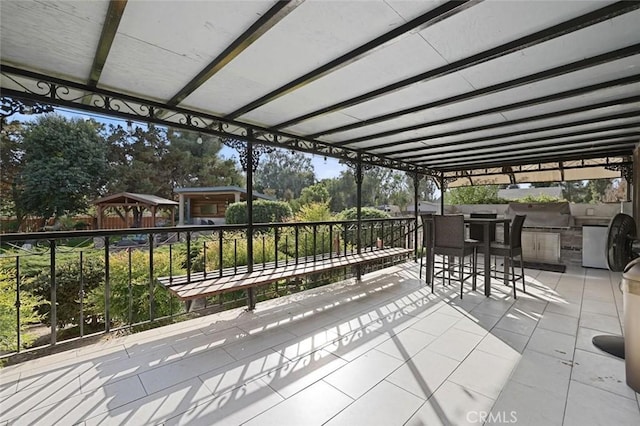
[592,335,625,359]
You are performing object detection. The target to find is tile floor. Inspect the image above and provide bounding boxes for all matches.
[1,261,639,425]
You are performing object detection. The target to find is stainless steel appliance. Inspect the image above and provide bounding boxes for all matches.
[582,225,608,269]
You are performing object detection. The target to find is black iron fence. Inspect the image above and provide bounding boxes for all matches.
[0,217,416,358]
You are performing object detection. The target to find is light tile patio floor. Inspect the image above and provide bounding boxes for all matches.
[1,260,639,425]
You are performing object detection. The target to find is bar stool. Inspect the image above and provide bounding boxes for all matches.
[431,215,480,298]
[490,215,527,298]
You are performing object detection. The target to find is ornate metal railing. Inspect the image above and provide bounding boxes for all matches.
[0,217,416,358]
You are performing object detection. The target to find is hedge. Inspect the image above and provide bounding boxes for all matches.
[225,200,292,224]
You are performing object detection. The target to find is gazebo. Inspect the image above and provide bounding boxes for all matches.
[93,192,178,229]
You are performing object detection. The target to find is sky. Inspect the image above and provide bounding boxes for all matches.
[16,107,347,181]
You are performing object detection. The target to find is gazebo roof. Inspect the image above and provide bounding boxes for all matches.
[1,1,638,184]
[93,192,178,207]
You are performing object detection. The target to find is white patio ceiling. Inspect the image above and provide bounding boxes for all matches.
[1,0,639,184]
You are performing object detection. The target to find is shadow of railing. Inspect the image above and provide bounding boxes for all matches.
[1,261,579,424]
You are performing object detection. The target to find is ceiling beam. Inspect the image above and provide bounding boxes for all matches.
[392,112,640,160]
[417,132,640,166]
[167,0,304,106]
[225,0,477,119]
[435,148,635,172]
[87,0,128,88]
[310,44,640,139]
[442,156,632,178]
[363,94,640,156]
[271,1,640,129]
[425,141,638,170]
[338,70,640,148]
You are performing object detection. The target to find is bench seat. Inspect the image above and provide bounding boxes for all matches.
[158,247,412,300]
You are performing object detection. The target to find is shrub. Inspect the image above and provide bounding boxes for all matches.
[279,225,333,258]
[294,202,333,222]
[335,207,407,248]
[0,220,19,233]
[225,200,292,224]
[27,255,104,327]
[190,231,280,271]
[445,185,508,204]
[86,249,184,325]
[517,194,562,203]
[337,207,391,220]
[0,265,43,351]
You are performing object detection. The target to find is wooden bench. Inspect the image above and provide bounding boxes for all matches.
[158,247,412,301]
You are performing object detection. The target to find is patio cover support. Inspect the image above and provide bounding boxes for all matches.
[634,147,640,230]
[222,135,275,310]
[413,173,420,262]
[246,137,256,310]
[356,155,363,281]
[148,234,155,320]
[49,239,56,345]
[104,237,111,333]
[440,175,445,215]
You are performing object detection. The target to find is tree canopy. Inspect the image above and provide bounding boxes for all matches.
[16,115,110,221]
[254,150,315,200]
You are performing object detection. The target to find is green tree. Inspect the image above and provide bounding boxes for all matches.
[16,115,110,224]
[106,124,172,198]
[225,200,292,224]
[445,185,507,204]
[561,181,589,203]
[337,207,391,220]
[294,202,333,222]
[106,126,243,226]
[254,149,315,200]
[164,130,243,189]
[586,179,612,203]
[0,120,26,227]
[323,173,356,212]
[291,183,330,212]
[418,176,438,202]
[0,265,43,351]
[299,183,330,205]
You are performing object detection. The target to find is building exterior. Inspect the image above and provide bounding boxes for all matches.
[174,186,275,225]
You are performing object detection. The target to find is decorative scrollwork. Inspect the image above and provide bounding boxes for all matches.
[605,162,633,184]
[0,96,54,118]
[222,137,274,172]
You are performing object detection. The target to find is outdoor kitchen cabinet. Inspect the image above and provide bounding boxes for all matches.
[521,231,561,264]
